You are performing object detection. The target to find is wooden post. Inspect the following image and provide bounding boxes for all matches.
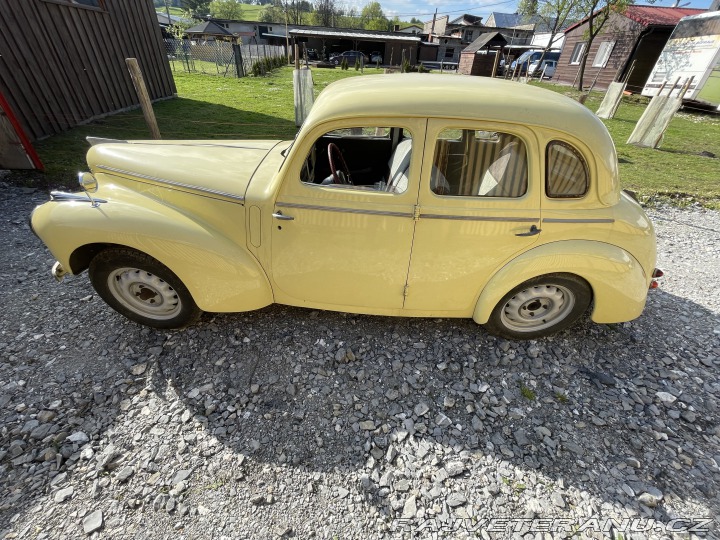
[294,44,300,70]
[491,50,500,78]
[125,58,161,140]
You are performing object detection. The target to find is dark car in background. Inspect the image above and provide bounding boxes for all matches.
[329,50,369,65]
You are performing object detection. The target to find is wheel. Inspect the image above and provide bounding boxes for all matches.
[327,142,352,184]
[483,274,591,340]
[89,248,201,329]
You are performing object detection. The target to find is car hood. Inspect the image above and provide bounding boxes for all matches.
[87,140,284,201]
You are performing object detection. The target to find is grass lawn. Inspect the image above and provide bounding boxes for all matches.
[28,67,720,208]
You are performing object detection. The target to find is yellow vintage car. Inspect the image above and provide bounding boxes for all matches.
[30,74,659,339]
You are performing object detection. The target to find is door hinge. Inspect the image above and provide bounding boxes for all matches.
[403,284,409,297]
[413,205,421,221]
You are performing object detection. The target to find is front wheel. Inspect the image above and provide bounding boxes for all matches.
[89,248,201,329]
[483,274,591,340]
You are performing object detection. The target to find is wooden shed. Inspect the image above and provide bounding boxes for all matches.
[554,6,704,92]
[0,0,176,169]
[459,32,507,76]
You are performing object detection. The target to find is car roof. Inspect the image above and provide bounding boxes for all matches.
[308,74,604,135]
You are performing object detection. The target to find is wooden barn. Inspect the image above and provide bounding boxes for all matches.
[553,6,704,92]
[459,32,507,76]
[0,0,175,170]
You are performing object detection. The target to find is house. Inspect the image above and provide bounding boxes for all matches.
[185,20,236,42]
[459,32,508,76]
[554,5,705,92]
[0,0,175,170]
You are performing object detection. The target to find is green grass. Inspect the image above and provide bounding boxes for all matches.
[24,69,720,209]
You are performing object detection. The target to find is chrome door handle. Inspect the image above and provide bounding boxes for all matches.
[515,224,541,237]
[272,211,294,221]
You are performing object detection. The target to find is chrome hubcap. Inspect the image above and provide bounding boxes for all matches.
[500,284,575,333]
[107,267,181,320]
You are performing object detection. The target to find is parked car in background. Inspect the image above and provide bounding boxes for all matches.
[30,75,659,340]
[511,50,560,75]
[528,59,557,78]
[370,51,383,64]
[329,50,368,65]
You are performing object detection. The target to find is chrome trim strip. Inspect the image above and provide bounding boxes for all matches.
[276,201,412,218]
[421,214,538,223]
[50,191,108,204]
[96,166,246,202]
[543,218,615,224]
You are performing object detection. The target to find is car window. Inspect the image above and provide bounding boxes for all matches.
[546,141,589,198]
[301,127,412,194]
[432,128,528,197]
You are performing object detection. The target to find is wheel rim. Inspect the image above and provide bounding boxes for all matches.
[107,267,181,320]
[499,284,575,333]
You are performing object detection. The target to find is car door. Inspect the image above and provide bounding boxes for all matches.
[270,122,424,311]
[404,119,542,314]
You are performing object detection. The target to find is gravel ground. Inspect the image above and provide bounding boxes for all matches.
[1,182,719,540]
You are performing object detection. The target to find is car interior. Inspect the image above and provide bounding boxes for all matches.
[300,126,529,198]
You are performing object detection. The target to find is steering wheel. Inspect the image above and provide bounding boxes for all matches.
[327,143,352,185]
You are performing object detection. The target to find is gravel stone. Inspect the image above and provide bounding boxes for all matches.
[82,510,103,534]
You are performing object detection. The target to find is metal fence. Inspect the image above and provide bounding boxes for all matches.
[164,39,287,78]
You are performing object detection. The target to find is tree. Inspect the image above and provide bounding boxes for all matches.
[409,17,422,24]
[259,3,284,22]
[518,0,581,78]
[360,2,389,30]
[573,0,639,89]
[312,0,339,26]
[209,0,243,19]
[182,0,210,16]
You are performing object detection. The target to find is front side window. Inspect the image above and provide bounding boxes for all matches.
[546,141,589,198]
[300,127,412,194]
[433,129,528,198]
[569,42,586,65]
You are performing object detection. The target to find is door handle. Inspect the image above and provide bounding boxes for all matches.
[515,224,541,237]
[272,211,294,221]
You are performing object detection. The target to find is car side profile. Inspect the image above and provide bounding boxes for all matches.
[329,50,368,65]
[30,75,658,339]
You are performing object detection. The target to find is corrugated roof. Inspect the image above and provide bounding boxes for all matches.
[290,28,421,42]
[565,6,705,33]
[185,21,233,36]
[462,31,507,53]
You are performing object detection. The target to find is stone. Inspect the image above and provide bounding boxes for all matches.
[446,493,467,507]
[401,495,417,519]
[82,510,103,534]
[414,403,430,417]
[54,487,73,503]
[171,469,191,484]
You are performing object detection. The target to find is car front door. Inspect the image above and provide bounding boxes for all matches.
[404,119,542,314]
[270,122,424,311]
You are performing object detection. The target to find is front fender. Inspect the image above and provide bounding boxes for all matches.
[472,240,649,325]
[31,188,273,313]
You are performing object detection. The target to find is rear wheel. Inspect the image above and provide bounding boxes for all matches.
[89,248,201,329]
[483,274,591,340]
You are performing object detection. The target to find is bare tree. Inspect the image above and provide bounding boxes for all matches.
[519,0,581,76]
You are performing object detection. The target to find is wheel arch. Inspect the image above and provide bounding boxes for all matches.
[472,240,649,325]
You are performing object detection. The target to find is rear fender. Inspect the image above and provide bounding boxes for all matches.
[472,241,649,325]
[32,191,272,313]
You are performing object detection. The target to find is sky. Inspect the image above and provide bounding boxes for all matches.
[360,0,714,21]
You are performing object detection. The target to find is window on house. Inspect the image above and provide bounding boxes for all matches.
[592,41,615,68]
[432,129,528,198]
[569,42,586,65]
[444,48,455,59]
[464,30,474,41]
[546,141,589,198]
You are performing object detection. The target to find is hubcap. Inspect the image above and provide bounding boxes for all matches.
[500,284,575,333]
[107,267,181,320]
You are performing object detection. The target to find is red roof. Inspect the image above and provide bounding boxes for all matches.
[623,5,705,26]
[565,5,705,33]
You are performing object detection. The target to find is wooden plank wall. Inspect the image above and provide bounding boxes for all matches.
[553,13,644,90]
[0,0,175,141]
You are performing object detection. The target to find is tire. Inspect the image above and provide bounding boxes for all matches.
[89,248,201,329]
[483,274,591,340]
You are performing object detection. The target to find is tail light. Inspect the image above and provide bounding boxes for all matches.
[650,268,664,289]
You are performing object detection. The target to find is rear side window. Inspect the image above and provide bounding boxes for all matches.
[546,141,589,198]
[433,129,528,197]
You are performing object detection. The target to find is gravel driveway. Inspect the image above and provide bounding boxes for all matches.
[1,184,719,539]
